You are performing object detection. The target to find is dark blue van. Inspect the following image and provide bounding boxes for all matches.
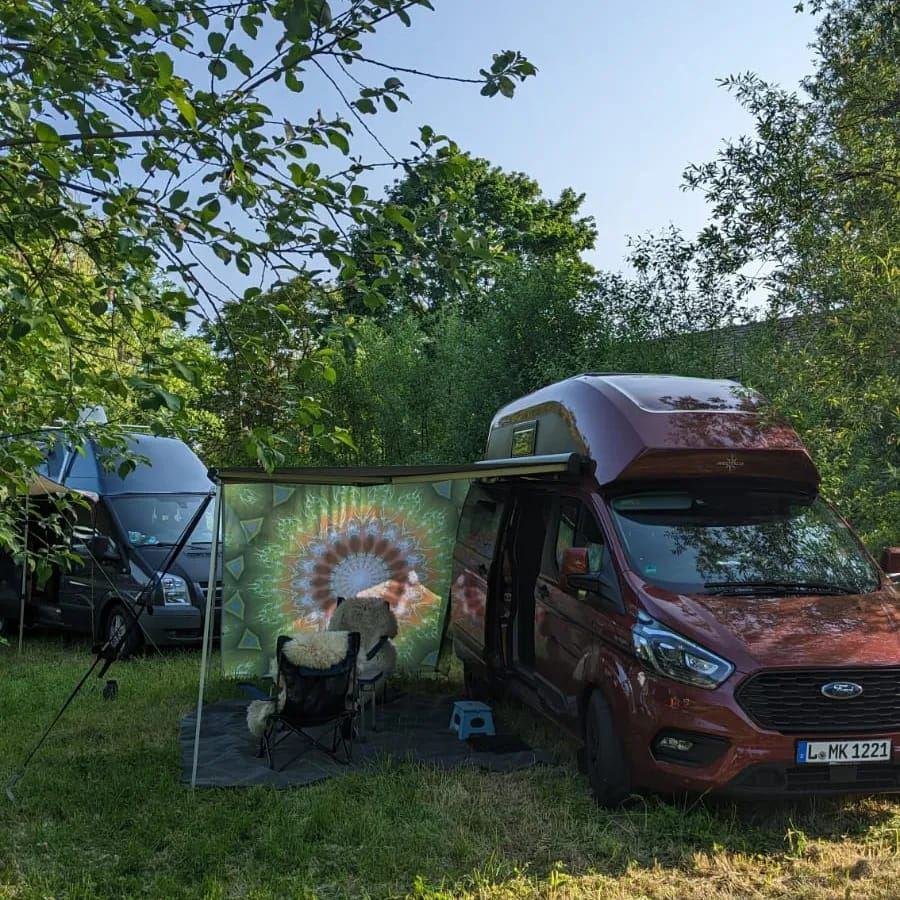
[0,431,221,655]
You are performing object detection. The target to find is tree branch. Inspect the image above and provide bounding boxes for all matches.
[0,129,169,150]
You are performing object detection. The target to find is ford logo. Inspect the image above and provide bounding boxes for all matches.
[821,681,864,700]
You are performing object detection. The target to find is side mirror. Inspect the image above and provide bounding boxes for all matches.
[881,547,900,584]
[89,535,119,562]
[560,547,589,591]
[561,545,624,612]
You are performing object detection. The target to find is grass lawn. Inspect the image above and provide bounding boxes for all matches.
[2,636,900,898]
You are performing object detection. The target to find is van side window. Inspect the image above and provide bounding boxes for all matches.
[68,503,96,556]
[92,506,121,558]
[579,510,605,573]
[542,498,611,582]
[457,485,503,558]
[555,498,579,571]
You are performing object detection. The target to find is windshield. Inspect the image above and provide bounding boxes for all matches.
[111,494,216,547]
[609,488,880,596]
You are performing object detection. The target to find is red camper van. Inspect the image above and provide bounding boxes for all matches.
[449,374,898,804]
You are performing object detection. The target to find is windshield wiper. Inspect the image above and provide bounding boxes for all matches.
[703,580,860,597]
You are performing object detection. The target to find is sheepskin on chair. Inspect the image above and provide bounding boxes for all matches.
[281,630,351,669]
[328,596,398,684]
[246,631,351,736]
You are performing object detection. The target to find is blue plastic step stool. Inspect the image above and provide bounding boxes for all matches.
[449,700,496,740]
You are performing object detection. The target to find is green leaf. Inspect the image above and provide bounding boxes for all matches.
[349,184,366,204]
[208,59,227,80]
[327,130,349,154]
[383,205,415,234]
[169,358,196,384]
[131,4,159,28]
[225,47,253,77]
[169,189,188,209]
[154,52,173,85]
[34,121,61,146]
[208,32,226,54]
[200,198,221,223]
[284,2,313,40]
[173,94,197,128]
[284,43,312,67]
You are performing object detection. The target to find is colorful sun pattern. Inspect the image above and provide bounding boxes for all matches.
[220,481,465,679]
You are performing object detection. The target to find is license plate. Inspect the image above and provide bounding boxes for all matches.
[796,739,892,765]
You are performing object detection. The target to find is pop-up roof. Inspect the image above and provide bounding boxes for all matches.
[485,373,819,486]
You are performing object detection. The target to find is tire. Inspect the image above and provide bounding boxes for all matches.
[0,613,20,639]
[463,660,491,701]
[583,690,631,807]
[104,603,142,659]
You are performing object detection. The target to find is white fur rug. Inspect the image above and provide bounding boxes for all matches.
[281,630,350,669]
[246,631,352,737]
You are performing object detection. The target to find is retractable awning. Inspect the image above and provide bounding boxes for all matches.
[22,472,99,502]
[216,452,588,486]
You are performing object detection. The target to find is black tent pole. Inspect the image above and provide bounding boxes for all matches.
[4,490,215,802]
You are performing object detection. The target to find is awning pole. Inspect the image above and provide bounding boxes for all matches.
[190,484,222,789]
[17,498,29,655]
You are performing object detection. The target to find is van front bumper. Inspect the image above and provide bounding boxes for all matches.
[138,605,219,646]
[618,663,900,797]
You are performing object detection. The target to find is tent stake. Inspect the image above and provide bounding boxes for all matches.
[190,483,222,789]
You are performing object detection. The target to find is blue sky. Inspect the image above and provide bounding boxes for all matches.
[162,0,818,304]
[305,0,817,272]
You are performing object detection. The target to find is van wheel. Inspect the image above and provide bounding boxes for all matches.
[583,691,631,807]
[104,604,142,659]
[463,661,490,701]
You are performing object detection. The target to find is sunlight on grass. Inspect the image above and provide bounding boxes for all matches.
[2,636,900,898]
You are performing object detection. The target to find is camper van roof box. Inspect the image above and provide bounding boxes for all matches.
[485,373,819,487]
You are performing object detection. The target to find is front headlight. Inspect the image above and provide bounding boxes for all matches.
[154,572,191,606]
[632,613,733,689]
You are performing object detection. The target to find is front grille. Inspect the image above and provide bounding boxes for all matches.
[729,762,900,795]
[736,668,900,734]
[197,582,223,609]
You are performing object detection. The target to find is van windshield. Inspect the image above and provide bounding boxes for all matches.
[111,494,216,547]
[609,488,879,596]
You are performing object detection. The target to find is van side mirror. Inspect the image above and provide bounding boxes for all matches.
[881,547,900,584]
[562,546,624,612]
[560,547,589,592]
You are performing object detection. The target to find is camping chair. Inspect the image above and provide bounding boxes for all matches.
[259,632,361,769]
[329,596,398,736]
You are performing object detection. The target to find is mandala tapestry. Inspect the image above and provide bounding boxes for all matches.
[220,480,469,678]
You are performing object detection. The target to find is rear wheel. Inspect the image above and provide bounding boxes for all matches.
[583,691,631,807]
[104,603,142,659]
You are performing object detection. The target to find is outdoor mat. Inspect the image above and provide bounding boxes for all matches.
[180,692,552,788]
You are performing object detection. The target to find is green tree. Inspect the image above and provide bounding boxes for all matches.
[312,257,603,465]
[0,0,534,563]
[682,0,899,547]
[347,153,597,314]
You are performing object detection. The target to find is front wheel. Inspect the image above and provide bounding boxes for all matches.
[583,691,631,807]
[104,603,142,659]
